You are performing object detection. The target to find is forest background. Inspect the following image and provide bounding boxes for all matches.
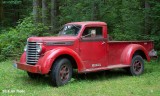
[0,0,160,61]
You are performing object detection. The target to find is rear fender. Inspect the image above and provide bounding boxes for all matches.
[38,47,84,74]
[121,44,150,65]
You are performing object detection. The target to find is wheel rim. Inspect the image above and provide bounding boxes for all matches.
[133,60,142,74]
[59,64,70,82]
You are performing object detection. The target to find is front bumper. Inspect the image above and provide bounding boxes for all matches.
[16,62,41,73]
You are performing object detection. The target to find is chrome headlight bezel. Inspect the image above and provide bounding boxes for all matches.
[24,45,27,52]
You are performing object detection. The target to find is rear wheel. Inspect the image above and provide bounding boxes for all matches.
[50,58,73,87]
[127,55,144,76]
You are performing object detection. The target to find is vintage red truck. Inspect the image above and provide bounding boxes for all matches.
[16,21,157,86]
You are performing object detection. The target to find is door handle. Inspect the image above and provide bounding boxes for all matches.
[102,41,106,45]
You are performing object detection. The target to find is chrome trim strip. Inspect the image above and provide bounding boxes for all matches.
[45,41,74,46]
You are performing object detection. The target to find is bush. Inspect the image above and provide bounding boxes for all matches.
[0,17,49,61]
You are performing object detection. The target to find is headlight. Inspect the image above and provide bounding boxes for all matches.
[36,44,42,53]
[24,45,27,51]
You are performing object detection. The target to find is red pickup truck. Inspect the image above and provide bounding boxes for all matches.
[16,21,157,86]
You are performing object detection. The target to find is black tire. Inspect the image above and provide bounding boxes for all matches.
[128,55,144,76]
[50,58,73,87]
[27,72,42,79]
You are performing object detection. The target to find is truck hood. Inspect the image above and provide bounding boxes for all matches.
[28,36,78,42]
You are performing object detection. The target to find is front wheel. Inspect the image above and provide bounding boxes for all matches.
[50,58,73,87]
[127,55,144,76]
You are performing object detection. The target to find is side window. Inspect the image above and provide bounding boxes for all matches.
[82,27,103,38]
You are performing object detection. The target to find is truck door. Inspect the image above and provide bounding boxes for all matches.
[79,26,107,69]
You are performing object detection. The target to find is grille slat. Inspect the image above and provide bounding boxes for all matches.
[26,42,40,65]
[27,54,38,56]
[30,48,36,50]
[28,46,36,47]
[26,60,38,62]
[27,57,39,59]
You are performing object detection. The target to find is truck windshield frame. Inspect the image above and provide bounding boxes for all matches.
[59,24,81,36]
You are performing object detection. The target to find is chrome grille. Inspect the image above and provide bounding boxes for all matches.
[26,42,40,65]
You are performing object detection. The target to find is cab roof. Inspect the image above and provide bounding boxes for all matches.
[66,21,107,26]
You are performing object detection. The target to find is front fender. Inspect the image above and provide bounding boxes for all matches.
[121,44,150,65]
[38,47,84,74]
[19,52,26,64]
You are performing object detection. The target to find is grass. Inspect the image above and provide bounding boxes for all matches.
[0,60,160,96]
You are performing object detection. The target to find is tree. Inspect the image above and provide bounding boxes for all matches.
[33,0,41,24]
[51,0,59,32]
[0,0,4,26]
[144,0,151,35]
[91,1,99,20]
[42,0,48,26]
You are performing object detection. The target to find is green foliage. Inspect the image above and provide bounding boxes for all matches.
[3,0,22,5]
[1,0,160,61]
[2,0,32,27]
[59,0,144,40]
[0,17,49,61]
[148,1,160,50]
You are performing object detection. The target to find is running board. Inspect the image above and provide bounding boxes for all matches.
[107,64,130,69]
[80,64,130,73]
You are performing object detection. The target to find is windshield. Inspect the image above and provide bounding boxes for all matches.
[59,25,81,36]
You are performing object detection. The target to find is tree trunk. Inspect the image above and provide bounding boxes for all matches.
[33,0,41,24]
[0,0,4,26]
[51,0,59,32]
[144,0,150,35]
[42,0,48,26]
[91,1,99,21]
